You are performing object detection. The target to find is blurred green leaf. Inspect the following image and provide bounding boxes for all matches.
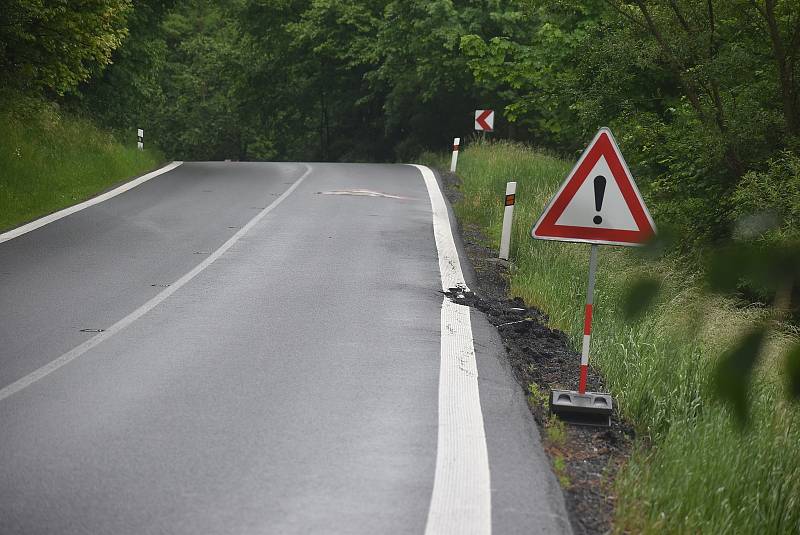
[623,276,661,320]
[713,326,767,428]
[785,342,800,401]
[634,224,680,260]
[706,243,799,295]
[706,246,751,293]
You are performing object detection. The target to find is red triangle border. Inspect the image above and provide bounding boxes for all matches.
[531,128,655,246]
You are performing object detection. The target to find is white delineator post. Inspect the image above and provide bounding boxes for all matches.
[498,181,516,260]
[137,129,144,150]
[579,245,599,393]
[450,137,460,173]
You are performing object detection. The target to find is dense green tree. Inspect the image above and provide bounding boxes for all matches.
[78,1,176,132]
[237,0,531,161]
[460,1,609,149]
[0,0,131,95]
[241,0,387,161]
[374,0,472,157]
[149,0,251,159]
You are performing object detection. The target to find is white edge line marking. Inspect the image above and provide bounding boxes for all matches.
[0,164,313,402]
[409,164,492,535]
[0,161,184,244]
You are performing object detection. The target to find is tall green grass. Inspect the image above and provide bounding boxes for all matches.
[0,95,162,231]
[420,140,800,533]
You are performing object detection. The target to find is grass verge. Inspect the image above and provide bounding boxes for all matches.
[0,94,162,232]
[420,140,800,533]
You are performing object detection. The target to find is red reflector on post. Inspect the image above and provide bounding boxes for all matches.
[504,194,515,206]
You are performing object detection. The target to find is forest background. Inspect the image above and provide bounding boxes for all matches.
[2,0,797,253]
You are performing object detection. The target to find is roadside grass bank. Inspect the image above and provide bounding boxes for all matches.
[0,95,162,232]
[420,141,800,533]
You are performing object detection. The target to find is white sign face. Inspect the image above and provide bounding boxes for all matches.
[137,129,144,137]
[531,127,655,246]
[554,155,638,231]
[474,110,494,131]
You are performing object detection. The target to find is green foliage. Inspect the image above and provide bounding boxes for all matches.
[78,0,177,131]
[461,1,606,148]
[633,235,800,423]
[4,0,798,195]
[237,0,530,160]
[70,0,512,161]
[551,454,570,488]
[0,1,131,94]
[712,327,767,428]
[455,0,800,432]
[732,150,800,243]
[786,343,800,400]
[706,242,800,298]
[526,382,548,409]
[49,0,549,161]
[371,0,508,155]
[461,0,800,248]
[151,0,252,159]
[617,397,800,534]
[622,276,660,320]
[0,92,161,231]
[544,416,567,448]
[261,0,388,160]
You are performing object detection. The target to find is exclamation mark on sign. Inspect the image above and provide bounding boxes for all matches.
[593,175,606,225]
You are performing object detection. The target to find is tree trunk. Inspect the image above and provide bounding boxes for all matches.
[757,0,799,137]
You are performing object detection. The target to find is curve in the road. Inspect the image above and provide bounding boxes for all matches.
[0,161,572,534]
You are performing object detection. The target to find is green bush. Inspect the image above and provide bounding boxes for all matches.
[0,92,162,231]
[732,150,800,243]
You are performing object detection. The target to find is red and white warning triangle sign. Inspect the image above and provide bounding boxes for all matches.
[531,127,656,246]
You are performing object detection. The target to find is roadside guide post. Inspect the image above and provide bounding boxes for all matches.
[137,128,144,150]
[499,181,516,261]
[450,137,460,173]
[531,127,656,426]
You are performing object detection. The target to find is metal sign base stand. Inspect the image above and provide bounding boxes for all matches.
[550,244,613,426]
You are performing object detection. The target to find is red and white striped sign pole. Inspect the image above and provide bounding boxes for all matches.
[579,244,599,393]
[450,137,460,173]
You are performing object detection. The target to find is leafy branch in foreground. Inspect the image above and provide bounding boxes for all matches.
[631,232,800,428]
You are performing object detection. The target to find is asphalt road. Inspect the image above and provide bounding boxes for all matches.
[0,162,571,534]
